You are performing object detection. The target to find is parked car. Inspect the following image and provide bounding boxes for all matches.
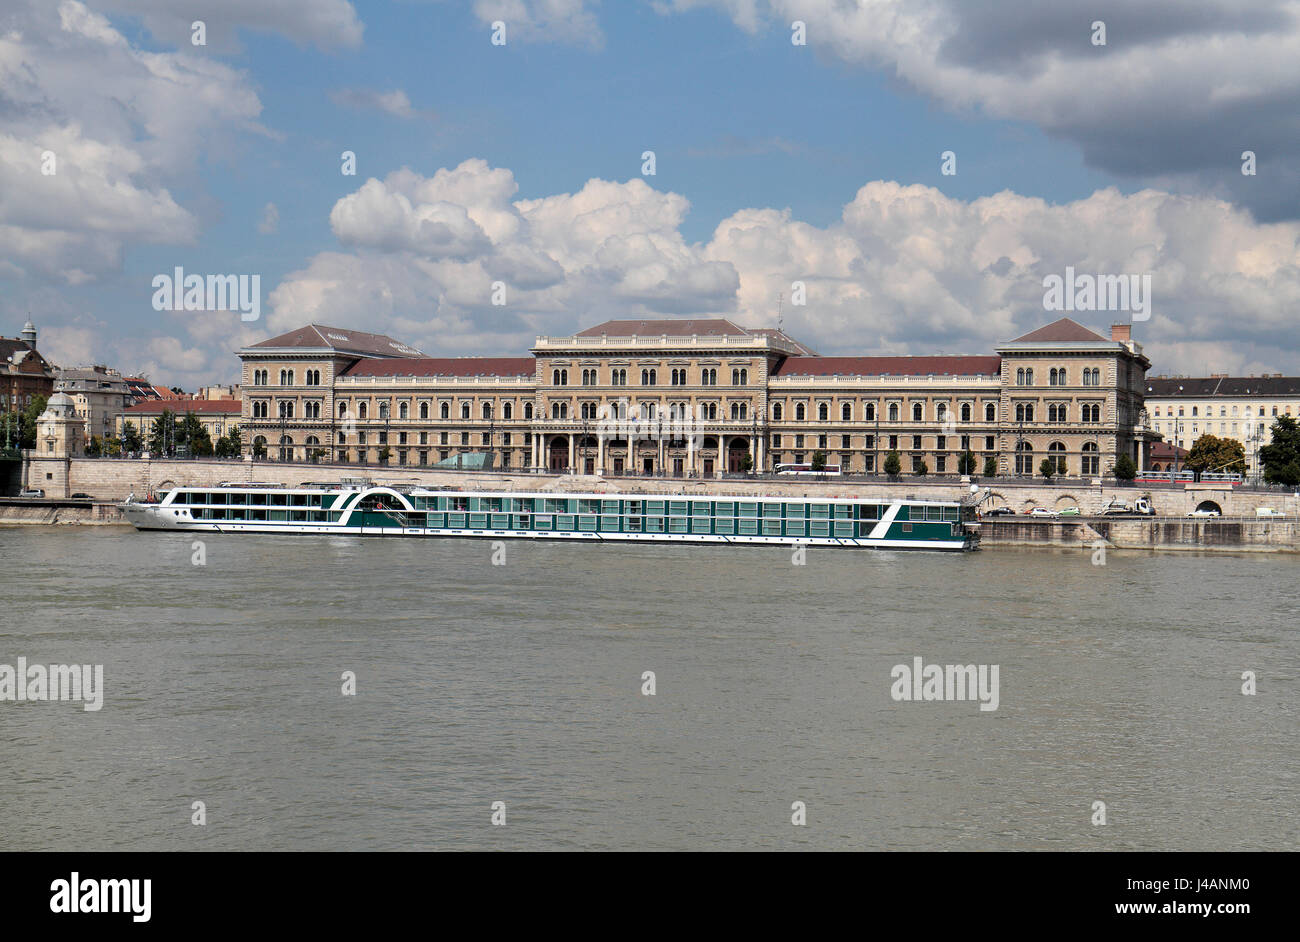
[18,488,45,498]
[1187,509,1220,517]
[70,492,93,499]
[1058,506,1081,516]
[1255,507,1285,518]
[983,506,1015,516]
[1028,507,1058,518]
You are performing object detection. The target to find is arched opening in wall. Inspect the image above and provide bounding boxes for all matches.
[727,438,750,473]
[1054,494,1078,510]
[577,436,598,474]
[702,436,719,450]
[1194,500,1223,515]
[548,436,569,472]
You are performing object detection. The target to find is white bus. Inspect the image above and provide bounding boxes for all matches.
[775,463,842,477]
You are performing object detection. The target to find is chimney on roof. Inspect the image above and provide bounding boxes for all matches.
[1110,324,1131,342]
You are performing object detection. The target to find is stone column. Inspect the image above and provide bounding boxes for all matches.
[597,435,605,475]
[567,434,574,470]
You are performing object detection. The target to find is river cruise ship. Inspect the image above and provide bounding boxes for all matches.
[120,480,980,551]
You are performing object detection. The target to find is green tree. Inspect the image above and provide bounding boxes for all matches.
[1113,453,1137,481]
[378,446,392,464]
[149,410,174,455]
[957,450,977,475]
[121,421,143,454]
[7,395,50,449]
[215,425,243,458]
[85,435,102,457]
[1184,434,1246,475]
[252,436,267,459]
[1039,457,1055,481]
[180,412,213,457]
[740,454,753,473]
[883,450,901,477]
[982,455,999,477]
[1259,415,1300,486]
[914,459,929,476]
[811,450,827,471]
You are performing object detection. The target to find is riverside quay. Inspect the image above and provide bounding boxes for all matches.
[237,317,1157,478]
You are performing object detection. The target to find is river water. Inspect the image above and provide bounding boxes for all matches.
[1,525,1296,851]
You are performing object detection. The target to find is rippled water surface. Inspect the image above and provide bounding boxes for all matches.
[1,526,1296,850]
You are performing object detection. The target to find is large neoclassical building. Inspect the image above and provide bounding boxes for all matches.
[236,317,1156,478]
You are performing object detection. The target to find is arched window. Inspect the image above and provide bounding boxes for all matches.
[1016,368,1025,386]
[524,403,534,420]
[937,403,947,423]
[912,403,923,422]
[842,402,852,421]
[419,402,429,420]
[795,403,806,421]
[1048,441,1067,474]
[865,402,875,421]
[399,402,409,420]
[1025,369,1033,385]
[960,403,971,422]
[461,402,470,419]
[440,402,449,419]
[1014,441,1034,475]
[338,401,348,418]
[483,402,492,420]
[818,403,828,421]
[985,402,996,422]
[772,403,783,421]
[358,402,368,419]
[503,403,512,420]
[1081,442,1099,475]
[378,402,389,420]
[888,403,899,422]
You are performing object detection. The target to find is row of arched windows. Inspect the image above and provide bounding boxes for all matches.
[770,401,998,423]
[1012,441,1101,475]
[550,366,740,385]
[332,401,526,421]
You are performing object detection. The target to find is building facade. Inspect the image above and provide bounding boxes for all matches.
[55,365,131,442]
[1,321,56,416]
[236,317,1154,478]
[1145,375,1300,473]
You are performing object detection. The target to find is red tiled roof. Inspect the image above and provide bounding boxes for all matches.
[1007,318,1109,344]
[771,355,1002,377]
[126,400,242,414]
[342,357,536,378]
[1150,442,1189,459]
[249,325,423,358]
[576,318,747,337]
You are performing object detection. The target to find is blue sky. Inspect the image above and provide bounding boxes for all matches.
[2,0,1298,385]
